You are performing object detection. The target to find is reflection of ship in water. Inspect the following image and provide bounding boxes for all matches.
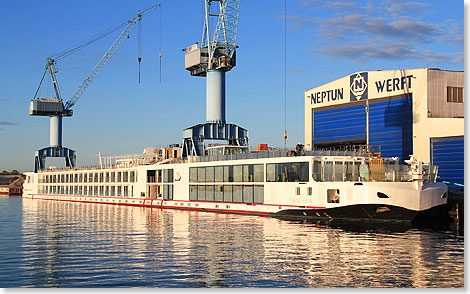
[21,199,151,287]
[281,217,455,235]
[21,199,463,287]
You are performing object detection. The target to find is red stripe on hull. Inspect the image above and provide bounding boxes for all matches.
[23,194,326,215]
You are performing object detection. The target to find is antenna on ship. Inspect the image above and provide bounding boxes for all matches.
[98,152,103,169]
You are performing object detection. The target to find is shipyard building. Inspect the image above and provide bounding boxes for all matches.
[304,68,464,188]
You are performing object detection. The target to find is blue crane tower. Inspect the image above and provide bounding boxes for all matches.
[29,4,160,172]
[182,0,248,157]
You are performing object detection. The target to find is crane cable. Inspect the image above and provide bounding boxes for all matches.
[283,0,287,151]
[48,5,158,61]
[138,18,142,84]
[49,12,135,61]
[159,4,162,83]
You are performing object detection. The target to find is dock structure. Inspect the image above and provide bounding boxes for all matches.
[0,175,24,196]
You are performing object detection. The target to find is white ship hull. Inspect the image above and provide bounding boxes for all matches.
[22,154,449,222]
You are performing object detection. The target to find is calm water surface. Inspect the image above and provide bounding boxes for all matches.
[0,197,464,287]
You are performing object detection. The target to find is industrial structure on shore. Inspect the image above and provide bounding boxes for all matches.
[0,175,24,196]
[29,5,160,172]
[304,68,464,189]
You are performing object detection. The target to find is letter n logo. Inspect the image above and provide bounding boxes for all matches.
[350,72,368,101]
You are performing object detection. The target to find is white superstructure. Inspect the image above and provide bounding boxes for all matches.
[23,145,448,222]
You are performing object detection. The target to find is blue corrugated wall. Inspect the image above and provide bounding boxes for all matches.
[313,96,413,162]
[313,104,366,143]
[431,136,464,189]
[369,96,413,161]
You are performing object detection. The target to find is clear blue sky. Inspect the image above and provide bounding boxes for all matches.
[0,0,464,172]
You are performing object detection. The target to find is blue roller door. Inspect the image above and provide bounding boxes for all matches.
[431,136,464,189]
[313,96,412,163]
[369,96,413,161]
[314,104,366,144]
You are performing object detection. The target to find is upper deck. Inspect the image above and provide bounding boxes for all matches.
[28,145,438,184]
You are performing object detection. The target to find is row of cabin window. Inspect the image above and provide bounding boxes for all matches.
[189,184,264,204]
[266,162,309,182]
[147,169,174,183]
[189,165,264,183]
[39,171,137,184]
[40,185,134,197]
[312,161,362,182]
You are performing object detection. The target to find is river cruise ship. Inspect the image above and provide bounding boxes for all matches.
[22,145,449,222]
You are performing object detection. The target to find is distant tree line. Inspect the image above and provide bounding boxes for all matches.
[1,170,21,175]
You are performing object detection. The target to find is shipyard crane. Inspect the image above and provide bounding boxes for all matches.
[182,0,247,157]
[30,4,160,172]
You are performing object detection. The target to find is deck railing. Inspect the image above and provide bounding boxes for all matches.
[189,148,370,163]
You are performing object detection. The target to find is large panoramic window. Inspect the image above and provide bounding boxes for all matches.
[206,167,214,182]
[163,184,173,200]
[266,162,309,182]
[163,169,174,183]
[189,168,197,183]
[189,164,264,183]
[188,184,264,204]
[215,166,224,182]
[197,167,205,183]
[233,165,243,182]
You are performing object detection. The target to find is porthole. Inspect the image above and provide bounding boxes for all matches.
[377,192,390,199]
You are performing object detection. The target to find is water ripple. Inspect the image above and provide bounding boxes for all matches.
[0,197,463,287]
